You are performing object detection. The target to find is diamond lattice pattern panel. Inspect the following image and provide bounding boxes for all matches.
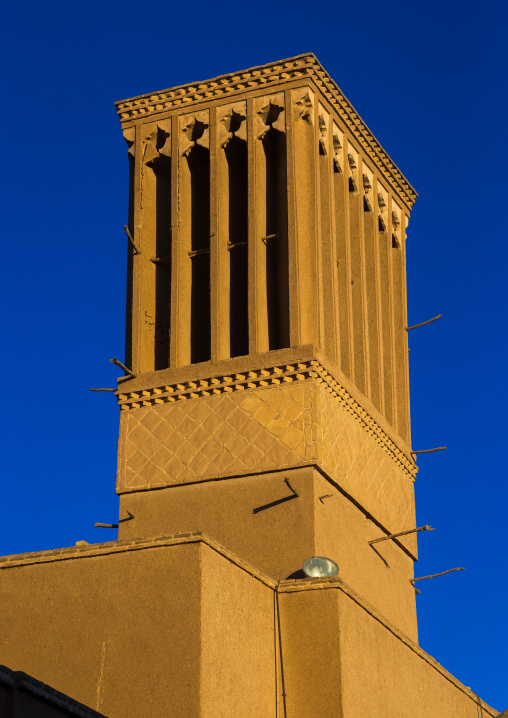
[117,379,414,537]
[312,384,416,540]
[118,383,312,492]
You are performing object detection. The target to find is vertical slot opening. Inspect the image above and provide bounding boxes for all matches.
[188,144,211,364]
[125,154,134,371]
[363,191,380,410]
[263,127,289,351]
[379,225,393,426]
[390,230,408,440]
[226,136,249,357]
[319,146,336,361]
[334,169,351,378]
[154,162,172,370]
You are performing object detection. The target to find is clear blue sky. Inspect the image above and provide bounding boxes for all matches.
[1,0,506,710]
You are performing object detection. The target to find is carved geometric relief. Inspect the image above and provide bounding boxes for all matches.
[254,93,285,139]
[315,384,417,551]
[141,120,172,166]
[123,128,135,158]
[377,184,388,231]
[318,104,329,155]
[115,55,418,209]
[347,142,359,191]
[293,88,314,123]
[117,382,310,493]
[391,200,402,247]
[179,111,210,156]
[217,101,247,147]
[362,167,373,210]
[332,122,343,173]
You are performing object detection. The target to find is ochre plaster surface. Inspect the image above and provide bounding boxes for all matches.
[0,538,275,718]
[311,471,418,640]
[200,547,276,717]
[1,543,201,717]
[117,372,416,553]
[278,581,497,718]
[119,470,316,578]
[116,54,416,206]
[0,536,496,718]
[119,468,418,639]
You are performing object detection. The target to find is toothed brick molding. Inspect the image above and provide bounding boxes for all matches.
[117,359,416,479]
[115,54,417,208]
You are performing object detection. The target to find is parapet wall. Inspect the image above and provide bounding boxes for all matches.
[0,534,497,718]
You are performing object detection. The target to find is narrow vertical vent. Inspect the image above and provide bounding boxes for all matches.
[263,127,289,351]
[188,145,211,364]
[154,163,172,370]
[226,136,249,357]
[125,154,135,371]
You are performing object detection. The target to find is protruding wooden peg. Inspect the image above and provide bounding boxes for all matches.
[369,525,434,545]
[406,314,442,331]
[411,567,464,594]
[109,357,136,378]
[124,225,140,254]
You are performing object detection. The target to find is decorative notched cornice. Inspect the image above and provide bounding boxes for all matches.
[115,53,417,207]
[115,359,417,480]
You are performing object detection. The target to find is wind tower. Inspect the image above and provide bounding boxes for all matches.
[1,54,497,718]
[115,53,419,639]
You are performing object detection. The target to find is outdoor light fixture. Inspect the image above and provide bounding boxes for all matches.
[302,556,339,578]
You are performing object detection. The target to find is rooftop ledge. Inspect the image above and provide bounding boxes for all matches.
[114,53,417,209]
[0,531,497,717]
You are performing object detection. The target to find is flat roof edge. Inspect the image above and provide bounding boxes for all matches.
[0,533,495,714]
[114,53,417,208]
[0,532,276,588]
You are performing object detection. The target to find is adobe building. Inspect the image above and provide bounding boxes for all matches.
[0,54,500,717]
